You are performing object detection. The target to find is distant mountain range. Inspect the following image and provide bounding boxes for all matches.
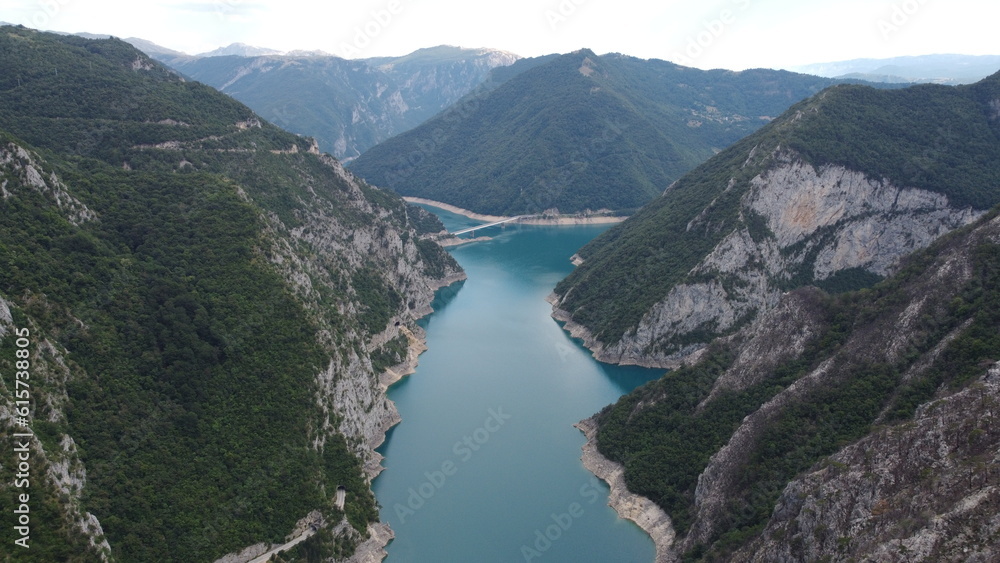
[194,42,285,58]
[0,25,519,160]
[154,44,519,160]
[350,49,858,215]
[788,54,1000,85]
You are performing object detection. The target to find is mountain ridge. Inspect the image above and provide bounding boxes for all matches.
[195,42,284,58]
[589,205,1000,560]
[158,45,519,159]
[0,27,461,561]
[788,53,1000,85]
[350,49,855,215]
[551,72,1000,368]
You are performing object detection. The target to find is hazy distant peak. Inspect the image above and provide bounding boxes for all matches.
[197,42,283,58]
[366,45,520,68]
[410,44,519,57]
[788,54,1000,85]
[124,37,187,58]
[72,31,111,40]
[285,49,336,58]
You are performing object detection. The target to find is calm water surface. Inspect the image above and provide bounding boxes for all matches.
[373,207,662,562]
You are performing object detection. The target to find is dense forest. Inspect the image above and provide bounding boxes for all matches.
[0,27,457,561]
[349,49,848,216]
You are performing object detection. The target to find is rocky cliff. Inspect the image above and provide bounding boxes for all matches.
[553,74,1000,369]
[254,153,465,476]
[589,205,1000,561]
[578,151,981,368]
[736,364,1000,562]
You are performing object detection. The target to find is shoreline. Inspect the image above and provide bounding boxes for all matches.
[552,290,680,561]
[404,196,628,226]
[575,416,676,563]
[403,196,508,222]
[377,324,429,391]
[379,271,467,391]
[437,235,493,248]
[546,293,683,370]
[365,271,467,561]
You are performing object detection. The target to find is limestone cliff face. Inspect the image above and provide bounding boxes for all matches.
[681,211,997,553]
[0,142,96,225]
[595,209,1000,561]
[258,154,464,477]
[747,155,979,277]
[0,295,112,559]
[0,141,112,558]
[232,155,463,560]
[581,150,981,368]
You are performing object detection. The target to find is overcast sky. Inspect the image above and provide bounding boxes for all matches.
[1,0,997,70]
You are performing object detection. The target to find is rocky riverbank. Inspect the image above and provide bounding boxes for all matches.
[547,293,684,369]
[575,417,676,562]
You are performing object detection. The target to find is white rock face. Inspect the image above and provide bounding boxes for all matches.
[672,212,1000,556]
[0,142,97,225]
[0,301,112,559]
[598,153,982,368]
[748,157,980,278]
[699,287,827,407]
[0,297,12,338]
[257,154,464,483]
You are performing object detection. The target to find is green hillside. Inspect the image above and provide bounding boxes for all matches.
[163,46,519,160]
[594,205,1000,559]
[0,26,456,562]
[349,50,848,215]
[554,72,1000,348]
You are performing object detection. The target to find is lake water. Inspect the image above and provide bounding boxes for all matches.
[373,207,662,562]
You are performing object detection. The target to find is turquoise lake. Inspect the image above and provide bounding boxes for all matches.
[373,207,662,562]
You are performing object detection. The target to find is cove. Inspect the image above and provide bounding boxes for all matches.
[373,206,662,562]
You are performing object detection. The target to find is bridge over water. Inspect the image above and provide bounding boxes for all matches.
[450,215,535,236]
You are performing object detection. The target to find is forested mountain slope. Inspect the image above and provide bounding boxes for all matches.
[552,71,1000,368]
[0,26,461,562]
[591,205,1000,561]
[161,46,519,161]
[349,49,848,215]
